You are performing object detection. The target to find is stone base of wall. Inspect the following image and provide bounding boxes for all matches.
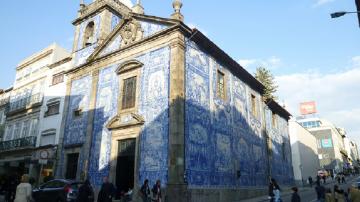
[162,186,268,202]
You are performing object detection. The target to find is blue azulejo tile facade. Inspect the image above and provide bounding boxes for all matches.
[184,41,273,188]
[88,65,119,187]
[82,46,170,188]
[137,47,170,187]
[265,107,293,185]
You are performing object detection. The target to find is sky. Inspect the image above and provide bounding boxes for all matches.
[0,1,359,145]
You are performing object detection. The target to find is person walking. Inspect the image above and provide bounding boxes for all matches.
[151,180,162,202]
[271,179,281,202]
[97,177,115,202]
[308,176,313,188]
[14,174,33,202]
[268,180,275,202]
[139,179,151,202]
[315,181,325,202]
[341,174,346,184]
[291,187,301,202]
[77,179,94,202]
[334,185,344,202]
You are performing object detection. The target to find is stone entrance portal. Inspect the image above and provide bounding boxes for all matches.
[116,138,136,193]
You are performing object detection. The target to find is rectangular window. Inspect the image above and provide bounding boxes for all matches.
[21,120,31,138]
[45,102,60,117]
[122,77,137,110]
[251,94,257,117]
[217,71,225,99]
[272,112,277,129]
[52,73,64,85]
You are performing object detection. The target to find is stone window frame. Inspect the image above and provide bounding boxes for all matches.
[52,72,65,86]
[40,129,56,146]
[250,93,258,118]
[45,98,61,117]
[216,69,227,100]
[272,112,277,129]
[83,21,95,48]
[115,60,143,114]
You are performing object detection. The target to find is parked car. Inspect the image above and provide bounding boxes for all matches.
[33,179,90,202]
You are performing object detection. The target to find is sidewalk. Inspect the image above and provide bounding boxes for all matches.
[237,186,312,202]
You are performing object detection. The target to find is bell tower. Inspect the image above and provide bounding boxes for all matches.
[71,0,132,66]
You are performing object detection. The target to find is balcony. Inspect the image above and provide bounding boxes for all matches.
[0,136,37,152]
[8,93,43,113]
[0,97,9,107]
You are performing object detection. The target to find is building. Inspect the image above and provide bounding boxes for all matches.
[297,117,348,175]
[349,141,360,170]
[0,44,70,183]
[0,88,12,139]
[53,1,293,201]
[289,119,320,186]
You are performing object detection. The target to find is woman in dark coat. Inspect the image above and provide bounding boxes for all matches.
[97,177,115,202]
[77,179,94,202]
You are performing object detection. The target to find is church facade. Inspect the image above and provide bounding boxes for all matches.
[55,0,293,201]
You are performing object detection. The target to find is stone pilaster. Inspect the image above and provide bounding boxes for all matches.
[167,32,188,202]
[99,9,112,45]
[82,69,100,180]
[54,78,73,178]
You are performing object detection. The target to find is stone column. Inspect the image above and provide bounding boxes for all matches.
[82,69,100,180]
[167,31,188,202]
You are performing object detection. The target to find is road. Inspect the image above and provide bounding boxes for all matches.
[281,177,357,202]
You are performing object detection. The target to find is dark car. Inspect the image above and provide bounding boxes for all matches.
[33,179,92,202]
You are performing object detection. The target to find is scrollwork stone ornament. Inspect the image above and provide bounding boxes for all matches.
[120,19,143,47]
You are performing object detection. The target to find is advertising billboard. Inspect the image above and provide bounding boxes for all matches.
[300,101,317,115]
[321,139,333,148]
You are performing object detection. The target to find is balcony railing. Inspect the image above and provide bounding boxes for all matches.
[0,136,37,152]
[0,97,9,107]
[9,93,43,112]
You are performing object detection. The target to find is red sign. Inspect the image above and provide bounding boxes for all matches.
[300,101,317,115]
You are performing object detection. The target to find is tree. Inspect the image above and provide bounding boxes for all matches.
[254,67,278,101]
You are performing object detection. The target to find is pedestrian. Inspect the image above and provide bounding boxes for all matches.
[97,177,115,202]
[14,174,33,202]
[315,181,325,202]
[268,179,275,202]
[291,187,300,202]
[151,180,162,202]
[334,185,344,202]
[336,175,340,184]
[139,179,151,202]
[271,178,281,202]
[6,175,18,202]
[341,174,346,184]
[322,175,326,184]
[308,176,313,187]
[344,192,350,202]
[77,179,94,202]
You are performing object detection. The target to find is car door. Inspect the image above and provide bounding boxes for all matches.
[39,180,66,202]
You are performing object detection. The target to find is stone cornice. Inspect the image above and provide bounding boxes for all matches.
[73,0,131,25]
[48,57,72,69]
[66,24,187,77]
[17,50,53,70]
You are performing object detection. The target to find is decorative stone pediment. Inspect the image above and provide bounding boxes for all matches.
[115,59,143,74]
[120,19,143,47]
[106,113,145,130]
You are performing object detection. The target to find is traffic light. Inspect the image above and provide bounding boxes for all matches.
[356,0,360,26]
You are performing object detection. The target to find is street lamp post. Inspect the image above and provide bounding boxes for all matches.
[330,11,360,18]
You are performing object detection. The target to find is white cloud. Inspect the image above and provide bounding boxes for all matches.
[276,57,360,146]
[238,56,282,72]
[313,0,335,7]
